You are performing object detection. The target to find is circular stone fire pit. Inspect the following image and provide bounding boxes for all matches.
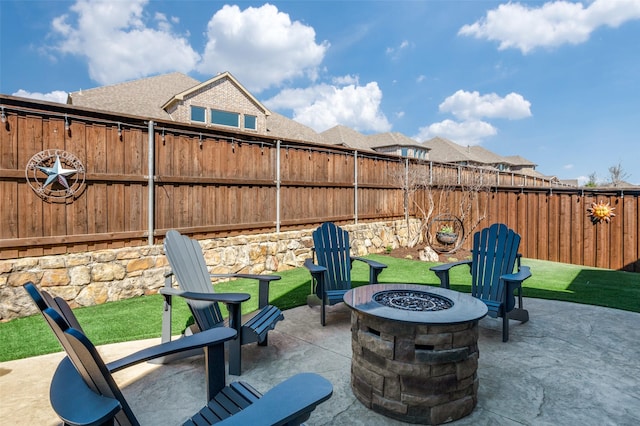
[344,284,488,425]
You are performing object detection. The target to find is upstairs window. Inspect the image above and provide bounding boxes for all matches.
[191,106,206,123]
[244,114,257,130]
[211,109,239,127]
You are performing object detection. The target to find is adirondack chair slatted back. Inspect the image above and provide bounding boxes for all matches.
[313,222,352,295]
[164,230,225,330]
[24,282,85,333]
[470,223,521,312]
[42,307,137,425]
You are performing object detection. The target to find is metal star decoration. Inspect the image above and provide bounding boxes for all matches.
[37,155,78,189]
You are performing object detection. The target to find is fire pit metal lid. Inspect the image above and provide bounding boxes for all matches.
[344,283,487,325]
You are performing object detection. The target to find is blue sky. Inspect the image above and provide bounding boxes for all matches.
[2,0,640,185]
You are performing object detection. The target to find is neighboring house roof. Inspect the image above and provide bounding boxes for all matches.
[320,125,372,151]
[503,155,537,167]
[366,132,426,150]
[161,71,269,116]
[468,146,509,166]
[422,137,478,163]
[68,72,199,120]
[266,111,326,144]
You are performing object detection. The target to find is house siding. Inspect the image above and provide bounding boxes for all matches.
[169,78,266,133]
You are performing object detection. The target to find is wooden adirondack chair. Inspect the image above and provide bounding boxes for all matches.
[24,284,333,426]
[304,222,387,326]
[161,230,284,375]
[430,223,531,342]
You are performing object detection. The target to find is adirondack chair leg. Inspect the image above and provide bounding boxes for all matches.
[321,300,326,327]
[434,270,451,289]
[502,313,509,342]
[204,343,226,401]
[370,268,381,284]
[227,303,243,376]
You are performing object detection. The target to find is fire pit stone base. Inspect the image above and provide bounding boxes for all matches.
[350,310,481,425]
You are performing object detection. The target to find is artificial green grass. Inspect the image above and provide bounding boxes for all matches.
[1,256,638,362]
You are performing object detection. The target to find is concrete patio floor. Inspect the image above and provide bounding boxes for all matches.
[1,297,639,425]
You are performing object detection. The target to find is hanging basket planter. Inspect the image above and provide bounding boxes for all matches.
[436,232,458,245]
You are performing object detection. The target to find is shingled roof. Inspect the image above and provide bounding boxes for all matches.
[321,125,372,150]
[366,132,424,149]
[266,111,326,144]
[68,72,199,120]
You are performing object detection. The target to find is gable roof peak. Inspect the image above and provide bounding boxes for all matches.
[162,71,270,115]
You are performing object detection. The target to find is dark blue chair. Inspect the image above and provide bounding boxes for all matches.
[430,223,531,342]
[24,282,333,426]
[304,222,387,325]
[160,229,284,375]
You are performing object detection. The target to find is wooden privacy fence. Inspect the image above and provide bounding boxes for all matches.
[422,187,639,273]
[1,96,637,272]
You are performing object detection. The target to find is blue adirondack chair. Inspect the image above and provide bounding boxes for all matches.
[24,283,333,426]
[160,229,284,375]
[430,223,531,342]
[304,222,387,326]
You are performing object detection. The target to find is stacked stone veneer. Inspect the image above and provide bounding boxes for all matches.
[350,309,480,425]
[1,219,421,321]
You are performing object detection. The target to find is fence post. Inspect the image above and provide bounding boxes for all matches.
[354,150,358,224]
[404,157,409,226]
[147,120,154,246]
[276,140,281,233]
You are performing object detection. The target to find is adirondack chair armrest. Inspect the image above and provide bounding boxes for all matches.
[352,256,388,284]
[430,260,472,289]
[430,259,472,273]
[159,287,251,304]
[304,258,327,277]
[211,273,282,308]
[501,265,532,285]
[51,357,122,426]
[217,373,333,425]
[211,273,281,282]
[107,327,237,373]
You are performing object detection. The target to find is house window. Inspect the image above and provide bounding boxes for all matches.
[244,114,257,130]
[191,106,206,123]
[211,109,239,127]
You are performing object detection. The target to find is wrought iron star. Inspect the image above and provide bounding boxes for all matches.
[37,155,78,189]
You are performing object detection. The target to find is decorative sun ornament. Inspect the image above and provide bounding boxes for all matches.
[587,201,616,224]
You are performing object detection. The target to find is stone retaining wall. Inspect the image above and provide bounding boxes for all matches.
[0,220,422,321]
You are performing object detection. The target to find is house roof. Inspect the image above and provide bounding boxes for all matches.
[68,72,199,120]
[161,71,269,115]
[503,155,537,167]
[422,137,477,163]
[366,132,427,150]
[468,146,509,165]
[320,125,372,150]
[266,111,326,144]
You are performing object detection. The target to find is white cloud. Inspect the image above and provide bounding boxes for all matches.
[12,89,68,104]
[439,90,532,121]
[50,0,199,85]
[413,119,497,145]
[265,81,391,133]
[413,89,531,144]
[459,0,640,53]
[198,4,329,92]
[563,164,574,169]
